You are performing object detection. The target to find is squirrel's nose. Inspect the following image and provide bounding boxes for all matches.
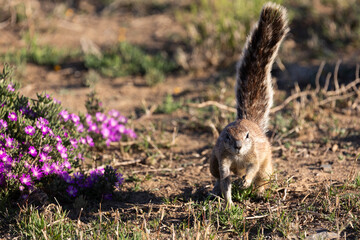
[235,140,242,149]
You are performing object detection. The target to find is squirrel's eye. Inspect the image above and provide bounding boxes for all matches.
[245,132,249,139]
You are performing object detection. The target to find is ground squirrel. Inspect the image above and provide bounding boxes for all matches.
[209,2,289,206]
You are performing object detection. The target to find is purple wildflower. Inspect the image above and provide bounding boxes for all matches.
[31,166,43,180]
[127,129,137,138]
[96,112,106,122]
[77,123,84,132]
[0,119,7,130]
[55,135,62,142]
[8,112,17,122]
[109,118,118,128]
[77,153,84,161]
[66,185,78,197]
[61,172,73,184]
[70,138,78,148]
[86,135,94,147]
[88,123,98,132]
[5,137,14,148]
[35,117,49,128]
[101,128,110,139]
[51,162,62,174]
[39,152,48,162]
[117,124,125,134]
[28,146,37,157]
[19,185,25,191]
[59,110,70,121]
[24,161,31,169]
[43,144,52,153]
[24,126,35,135]
[42,163,52,175]
[118,115,127,123]
[85,114,93,124]
[56,142,66,153]
[60,151,68,160]
[73,172,84,181]
[62,160,71,169]
[19,174,32,186]
[3,155,13,165]
[0,148,6,158]
[71,114,80,125]
[7,84,15,92]
[41,125,49,135]
[108,109,120,118]
[97,167,105,175]
[79,137,86,144]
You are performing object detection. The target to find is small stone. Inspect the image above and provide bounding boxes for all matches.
[320,164,332,173]
[306,231,338,240]
[332,144,338,152]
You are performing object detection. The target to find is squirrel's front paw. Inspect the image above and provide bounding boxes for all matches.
[241,177,252,188]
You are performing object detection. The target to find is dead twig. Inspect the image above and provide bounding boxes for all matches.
[270,90,313,113]
[319,92,356,106]
[325,78,360,96]
[115,159,142,166]
[322,72,332,93]
[145,136,166,159]
[189,63,359,115]
[315,61,325,92]
[188,101,236,113]
[333,60,341,91]
[131,168,184,174]
[136,99,158,121]
[245,214,269,220]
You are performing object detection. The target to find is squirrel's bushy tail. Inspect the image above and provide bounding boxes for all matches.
[236,2,288,133]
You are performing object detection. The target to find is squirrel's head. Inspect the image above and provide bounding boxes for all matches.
[223,120,253,155]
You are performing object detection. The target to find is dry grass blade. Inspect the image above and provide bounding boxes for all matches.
[334,60,341,91]
[315,61,326,92]
[188,101,237,113]
[320,92,356,105]
[270,91,314,113]
[131,167,184,174]
[115,159,143,166]
[245,214,269,220]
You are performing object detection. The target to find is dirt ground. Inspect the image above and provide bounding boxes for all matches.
[1,1,360,238]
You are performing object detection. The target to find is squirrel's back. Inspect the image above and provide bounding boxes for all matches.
[236,2,289,133]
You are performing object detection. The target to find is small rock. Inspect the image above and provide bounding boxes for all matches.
[332,144,338,152]
[320,164,332,173]
[306,231,338,240]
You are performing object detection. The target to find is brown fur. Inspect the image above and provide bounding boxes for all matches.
[210,3,288,206]
[236,2,289,132]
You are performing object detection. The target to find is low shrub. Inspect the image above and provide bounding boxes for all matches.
[0,65,135,201]
[84,42,177,85]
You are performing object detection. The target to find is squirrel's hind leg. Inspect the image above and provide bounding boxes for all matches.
[254,156,273,195]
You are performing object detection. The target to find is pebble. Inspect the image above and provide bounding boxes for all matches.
[320,164,332,173]
[306,231,338,240]
[331,144,338,152]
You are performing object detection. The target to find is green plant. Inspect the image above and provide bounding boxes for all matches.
[177,0,282,67]
[84,42,177,85]
[155,94,183,114]
[0,66,129,203]
[0,34,79,67]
